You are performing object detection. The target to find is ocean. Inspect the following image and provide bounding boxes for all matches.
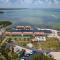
[0,8,60,29]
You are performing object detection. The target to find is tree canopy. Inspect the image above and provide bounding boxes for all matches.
[32,54,55,60]
[0,21,12,27]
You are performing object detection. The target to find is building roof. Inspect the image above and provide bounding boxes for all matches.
[5,31,44,36]
[34,32,44,35]
[12,32,22,35]
[23,32,33,35]
[10,28,52,33]
[5,32,11,35]
[16,26,32,30]
[39,30,52,33]
[49,52,60,60]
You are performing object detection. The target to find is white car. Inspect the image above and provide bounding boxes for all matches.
[21,59,25,60]
[20,57,26,60]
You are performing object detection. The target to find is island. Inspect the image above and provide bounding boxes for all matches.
[0,21,12,27]
[0,11,4,14]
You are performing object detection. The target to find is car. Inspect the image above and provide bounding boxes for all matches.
[21,59,25,60]
[32,50,37,54]
[24,54,31,57]
[20,57,26,60]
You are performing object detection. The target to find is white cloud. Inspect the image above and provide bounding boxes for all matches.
[0,0,60,8]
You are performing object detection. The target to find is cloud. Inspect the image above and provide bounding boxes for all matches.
[0,0,9,3]
[0,0,60,8]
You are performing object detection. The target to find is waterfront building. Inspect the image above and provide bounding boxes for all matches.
[16,26,32,30]
[5,26,50,41]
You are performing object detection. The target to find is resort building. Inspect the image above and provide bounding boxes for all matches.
[39,29,59,38]
[33,32,46,41]
[14,45,23,54]
[5,26,60,41]
[5,26,46,41]
[5,31,45,37]
[16,26,32,30]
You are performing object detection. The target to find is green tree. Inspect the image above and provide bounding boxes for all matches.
[19,49,25,57]
[0,21,12,27]
[32,54,55,60]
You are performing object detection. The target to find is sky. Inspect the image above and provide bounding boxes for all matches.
[0,0,60,8]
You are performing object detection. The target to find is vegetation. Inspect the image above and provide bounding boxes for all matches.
[0,21,12,27]
[19,49,25,57]
[0,40,19,60]
[0,37,59,60]
[6,36,60,51]
[37,38,60,51]
[0,37,27,60]
[31,54,55,60]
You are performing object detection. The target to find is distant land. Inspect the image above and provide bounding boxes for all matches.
[0,8,28,10]
[0,8,60,10]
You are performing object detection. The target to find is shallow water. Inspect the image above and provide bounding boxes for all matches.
[0,9,60,26]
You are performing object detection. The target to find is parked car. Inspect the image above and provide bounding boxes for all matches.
[20,57,26,60]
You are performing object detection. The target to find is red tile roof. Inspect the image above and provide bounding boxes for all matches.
[23,32,33,35]
[12,32,22,35]
[34,32,44,35]
[5,32,11,35]
[5,31,45,36]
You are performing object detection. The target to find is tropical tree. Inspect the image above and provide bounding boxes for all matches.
[32,54,55,60]
[0,21,12,27]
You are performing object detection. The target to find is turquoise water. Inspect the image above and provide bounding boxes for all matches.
[0,9,60,28]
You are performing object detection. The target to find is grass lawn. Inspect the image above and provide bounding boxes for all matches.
[38,38,60,51]
[6,35,33,39]
[6,36,32,47]
[5,36,60,51]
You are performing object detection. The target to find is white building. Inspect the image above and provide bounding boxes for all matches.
[14,45,33,55]
[49,52,60,60]
[14,45,22,54]
[47,30,58,37]
[27,43,33,48]
[35,36,46,41]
